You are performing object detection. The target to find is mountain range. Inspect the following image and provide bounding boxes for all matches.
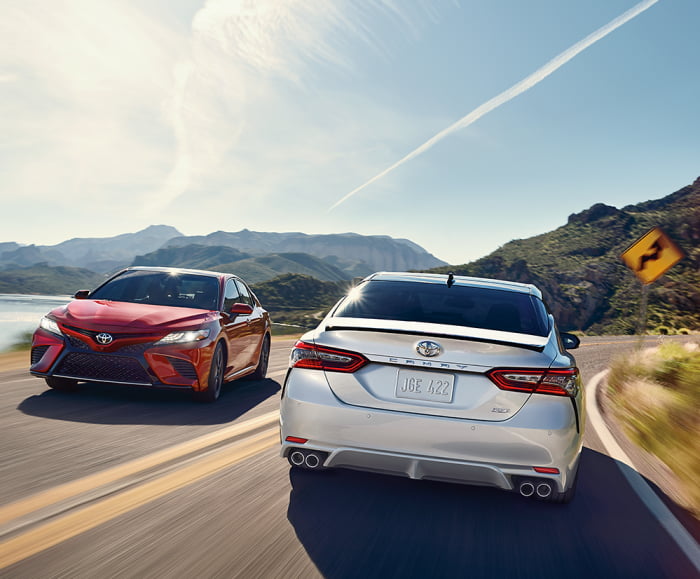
[0,227,446,283]
[0,177,697,335]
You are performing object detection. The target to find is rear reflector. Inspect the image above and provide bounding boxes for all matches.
[487,367,579,397]
[290,341,368,373]
[533,467,560,474]
[285,436,308,444]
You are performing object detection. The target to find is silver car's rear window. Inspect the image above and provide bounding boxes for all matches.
[332,280,550,337]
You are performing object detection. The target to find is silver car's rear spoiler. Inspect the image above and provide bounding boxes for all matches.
[323,318,549,353]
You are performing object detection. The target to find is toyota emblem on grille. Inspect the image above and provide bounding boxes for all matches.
[96,333,113,345]
[416,340,441,357]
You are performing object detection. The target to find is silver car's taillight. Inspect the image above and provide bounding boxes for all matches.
[290,341,368,373]
[487,368,579,397]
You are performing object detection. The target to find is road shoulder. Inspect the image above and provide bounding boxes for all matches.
[590,370,700,550]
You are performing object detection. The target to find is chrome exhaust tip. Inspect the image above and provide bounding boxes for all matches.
[536,482,553,498]
[519,481,535,498]
[289,450,306,467]
[304,453,321,469]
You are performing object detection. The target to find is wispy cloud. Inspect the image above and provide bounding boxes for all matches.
[153,0,452,210]
[0,0,461,240]
[329,0,660,211]
[0,0,183,208]
[152,0,353,210]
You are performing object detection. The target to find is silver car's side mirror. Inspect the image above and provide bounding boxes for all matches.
[560,332,580,350]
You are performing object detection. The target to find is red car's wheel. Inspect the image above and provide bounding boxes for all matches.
[193,342,225,403]
[248,335,270,381]
[45,376,78,391]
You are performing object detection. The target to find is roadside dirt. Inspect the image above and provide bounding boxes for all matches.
[0,350,29,372]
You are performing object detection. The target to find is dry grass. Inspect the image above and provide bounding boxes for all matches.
[609,342,700,516]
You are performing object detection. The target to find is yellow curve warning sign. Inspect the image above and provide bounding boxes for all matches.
[621,227,685,284]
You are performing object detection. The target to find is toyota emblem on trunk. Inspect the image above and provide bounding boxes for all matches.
[96,333,113,345]
[416,340,441,357]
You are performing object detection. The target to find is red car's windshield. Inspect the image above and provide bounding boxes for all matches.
[89,270,220,310]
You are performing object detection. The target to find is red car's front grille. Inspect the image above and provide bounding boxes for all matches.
[56,353,152,384]
[63,325,160,350]
[65,334,91,350]
[65,332,155,355]
[116,343,154,354]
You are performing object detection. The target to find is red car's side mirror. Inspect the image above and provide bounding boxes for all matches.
[74,290,90,299]
[229,303,254,316]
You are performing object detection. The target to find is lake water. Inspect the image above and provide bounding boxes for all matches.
[0,294,72,352]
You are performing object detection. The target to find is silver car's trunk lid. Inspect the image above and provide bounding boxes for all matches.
[313,318,554,422]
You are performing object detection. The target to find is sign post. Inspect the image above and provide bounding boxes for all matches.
[620,227,685,335]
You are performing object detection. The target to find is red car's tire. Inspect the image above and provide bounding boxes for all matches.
[248,335,270,381]
[45,377,78,391]
[193,342,225,403]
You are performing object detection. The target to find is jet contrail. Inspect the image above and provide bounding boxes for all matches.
[329,0,660,211]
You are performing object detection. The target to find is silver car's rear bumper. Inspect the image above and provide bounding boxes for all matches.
[280,369,583,492]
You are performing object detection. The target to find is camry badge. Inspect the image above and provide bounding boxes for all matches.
[416,340,441,357]
[96,333,113,345]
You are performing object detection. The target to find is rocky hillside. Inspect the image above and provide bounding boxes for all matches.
[132,245,351,283]
[429,177,700,334]
[0,225,182,273]
[164,230,447,274]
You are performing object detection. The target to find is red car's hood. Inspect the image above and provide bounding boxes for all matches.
[50,300,217,333]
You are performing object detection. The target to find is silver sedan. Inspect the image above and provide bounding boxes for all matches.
[280,272,584,503]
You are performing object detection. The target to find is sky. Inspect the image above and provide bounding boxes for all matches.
[1,0,698,266]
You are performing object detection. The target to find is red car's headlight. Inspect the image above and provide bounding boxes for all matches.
[156,329,210,345]
[39,316,62,336]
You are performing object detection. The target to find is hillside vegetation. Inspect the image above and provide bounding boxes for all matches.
[251,273,348,330]
[428,177,700,334]
[0,265,103,295]
[607,342,700,515]
[133,245,350,284]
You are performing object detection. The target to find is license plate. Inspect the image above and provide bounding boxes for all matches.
[395,369,454,403]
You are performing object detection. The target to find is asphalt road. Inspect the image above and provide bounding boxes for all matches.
[0,336,698,578]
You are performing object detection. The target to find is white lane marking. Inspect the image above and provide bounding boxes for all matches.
[587,370,700,572]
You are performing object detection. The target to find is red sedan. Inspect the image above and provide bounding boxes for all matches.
[30,267,271,402]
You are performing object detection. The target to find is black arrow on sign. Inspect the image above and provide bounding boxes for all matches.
[638,239,663,272]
